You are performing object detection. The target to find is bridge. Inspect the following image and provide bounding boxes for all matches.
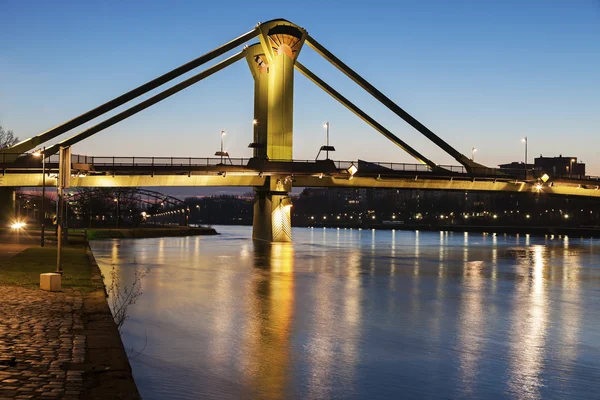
[1,19,598,242]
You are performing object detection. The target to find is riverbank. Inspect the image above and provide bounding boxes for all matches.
[73,226,217,240]
[0,240,140,399]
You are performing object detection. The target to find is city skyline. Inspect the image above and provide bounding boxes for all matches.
[1,1,599,173]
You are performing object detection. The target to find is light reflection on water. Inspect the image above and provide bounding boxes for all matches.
[91,226,600,400]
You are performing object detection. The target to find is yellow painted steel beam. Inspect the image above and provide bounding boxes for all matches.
[44,51,246,157]
[3,28,258,155]
[245,44,269,159]
[2,173,600,198]
[295,62,439,171]
[0,174,265,187]
[256,20,306,162]
[292,176,600,198]
[305,35,484,172]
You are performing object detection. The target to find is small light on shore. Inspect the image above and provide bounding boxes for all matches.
[10,221,26,230]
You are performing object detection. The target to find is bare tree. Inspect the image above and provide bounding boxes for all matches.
[107,265,148,331]
[0,126,19,149]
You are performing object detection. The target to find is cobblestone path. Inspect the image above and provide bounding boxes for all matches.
[0,286,85,400]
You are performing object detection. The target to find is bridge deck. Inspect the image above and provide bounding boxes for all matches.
[1,154,599,197]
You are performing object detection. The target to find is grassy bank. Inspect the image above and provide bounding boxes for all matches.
[71,226,217,240]
[0,246,102,293]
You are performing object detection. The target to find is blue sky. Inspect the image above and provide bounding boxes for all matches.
[1,0,599,174]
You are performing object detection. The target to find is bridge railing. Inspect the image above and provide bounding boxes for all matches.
[0,152,61,167]
[3,152,600,183]
[75,156,252,167]
[356,161,432,172]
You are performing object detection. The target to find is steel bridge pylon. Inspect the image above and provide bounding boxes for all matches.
[246,21,306,242]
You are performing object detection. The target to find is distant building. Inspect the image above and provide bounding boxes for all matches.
[498,161,534,171]
[534,155,585,177]
[498,156,586,178]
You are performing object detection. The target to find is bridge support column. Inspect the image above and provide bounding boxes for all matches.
[252,176,292,242]
[0,187,16,225]
[247,21,305,242]
[246,44,269,160]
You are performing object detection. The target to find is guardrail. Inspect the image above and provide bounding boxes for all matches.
[2,152,599,182]
[74,156,252,167]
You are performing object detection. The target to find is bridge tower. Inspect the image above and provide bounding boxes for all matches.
[247,20,307,242]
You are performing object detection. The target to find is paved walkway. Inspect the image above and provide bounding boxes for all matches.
[0,234,140,399]
[0,232,38,262]
[0,244,31,262]
[0,286,85,399]
[0,237,86,399]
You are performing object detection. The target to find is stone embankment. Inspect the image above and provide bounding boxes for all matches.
[0,236,140,399]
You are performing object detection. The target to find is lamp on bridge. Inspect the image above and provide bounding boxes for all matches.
[521,136,528,178]
[471,147,477,161]
[215,129,231,165]
[315,122,335,161]
[248,119,266,157]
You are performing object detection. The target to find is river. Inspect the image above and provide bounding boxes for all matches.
[90,226,600,399]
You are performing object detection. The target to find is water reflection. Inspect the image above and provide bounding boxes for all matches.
[508,245,549,400]
[244,242,294,399]
[559,241,581,382]
[457,259,486,397]
[89,227,600,400]
[306,244,362,399]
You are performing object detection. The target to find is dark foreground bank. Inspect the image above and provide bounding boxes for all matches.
[81,248,141,399]
[0,239,140,399]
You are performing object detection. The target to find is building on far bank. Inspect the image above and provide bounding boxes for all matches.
[498,161,534,172]
[534,155,585,177]
[499,156,586,178]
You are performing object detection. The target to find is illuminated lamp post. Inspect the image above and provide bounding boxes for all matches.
[33,148,46,246]
[521,137,528,178]
[114,198,119,228]
[315,121,336,160]
[570,158,575,178]
[215,129,229,165]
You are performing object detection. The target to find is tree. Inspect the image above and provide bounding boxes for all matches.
[0,126,19,149]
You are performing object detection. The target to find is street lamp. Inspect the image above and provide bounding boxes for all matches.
[471,147,477,161]
[521,137,528,178]
[247,119,267,157]
[315,122,335,160]
[215,129,230,164]
[220,129,225,164]
[113,198,119,228]
[33,148,46,247]
[324,122,330,159]
[570,158,576,178]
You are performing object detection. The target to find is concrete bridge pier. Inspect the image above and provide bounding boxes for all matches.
[0,187,16,225]
[252,176,292,242]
